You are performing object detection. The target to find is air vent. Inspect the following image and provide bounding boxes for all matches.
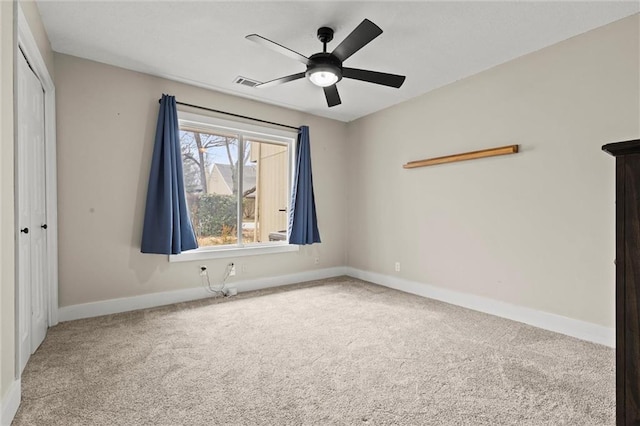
[233,76,261,88]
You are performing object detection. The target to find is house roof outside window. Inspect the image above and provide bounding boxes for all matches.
[210,163,257,197]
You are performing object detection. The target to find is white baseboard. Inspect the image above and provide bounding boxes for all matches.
[58,266,347,322]
[1,379,20,426]
[345,267,615,348]
[57,265,614,348]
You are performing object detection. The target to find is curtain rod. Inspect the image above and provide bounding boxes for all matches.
[158,98,300,131]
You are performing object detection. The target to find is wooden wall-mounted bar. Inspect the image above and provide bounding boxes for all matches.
[403,144,519,169]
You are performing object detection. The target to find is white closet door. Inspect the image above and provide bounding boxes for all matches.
[29,61,48,352]
[17,50,48,372]
[17,50,32,373]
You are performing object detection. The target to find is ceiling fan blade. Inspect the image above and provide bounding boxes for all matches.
[246,34,309,65]
[323,85,341,107]
[343,68,406,88]
[256,72,306,89]
[331,19,383,62]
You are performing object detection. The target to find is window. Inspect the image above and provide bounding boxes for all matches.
[171,112,298,261]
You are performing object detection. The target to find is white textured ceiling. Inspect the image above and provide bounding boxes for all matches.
[37,1,639,122]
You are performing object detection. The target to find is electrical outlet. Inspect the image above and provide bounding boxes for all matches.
[229,263,236,276]
[395,262,400,272]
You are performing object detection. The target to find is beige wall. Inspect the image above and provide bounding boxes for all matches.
[346,15,640,328]
[1,0,16,405]
[54,53,348,307]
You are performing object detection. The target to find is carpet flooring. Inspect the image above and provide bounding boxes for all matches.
[13,277,615,425]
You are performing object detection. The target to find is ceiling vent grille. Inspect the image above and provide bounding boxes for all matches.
[233,76,261,88]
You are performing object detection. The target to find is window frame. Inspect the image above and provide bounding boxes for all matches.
[169,111,299,263]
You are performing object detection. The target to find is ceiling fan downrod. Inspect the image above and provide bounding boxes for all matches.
[317,27,334,53]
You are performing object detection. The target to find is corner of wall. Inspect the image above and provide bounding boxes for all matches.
[0,0,16,413]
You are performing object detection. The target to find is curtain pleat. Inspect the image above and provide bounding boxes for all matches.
[288,126,321,245]
[141,94,198,254]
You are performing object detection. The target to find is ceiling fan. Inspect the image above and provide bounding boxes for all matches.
[246,19,406,108]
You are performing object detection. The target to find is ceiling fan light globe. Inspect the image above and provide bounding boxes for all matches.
[309,70,339,87]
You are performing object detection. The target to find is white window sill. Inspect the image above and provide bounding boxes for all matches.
[169,243,299,262]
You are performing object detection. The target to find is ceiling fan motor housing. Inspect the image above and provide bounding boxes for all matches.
[306,53,343,84]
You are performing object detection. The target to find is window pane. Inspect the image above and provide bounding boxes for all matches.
[178,113,294,251]
[180,129,239,247]
[243,139,289,243]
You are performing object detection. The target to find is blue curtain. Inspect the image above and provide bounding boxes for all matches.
[141,94,198,254]
[288,126,321,245]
